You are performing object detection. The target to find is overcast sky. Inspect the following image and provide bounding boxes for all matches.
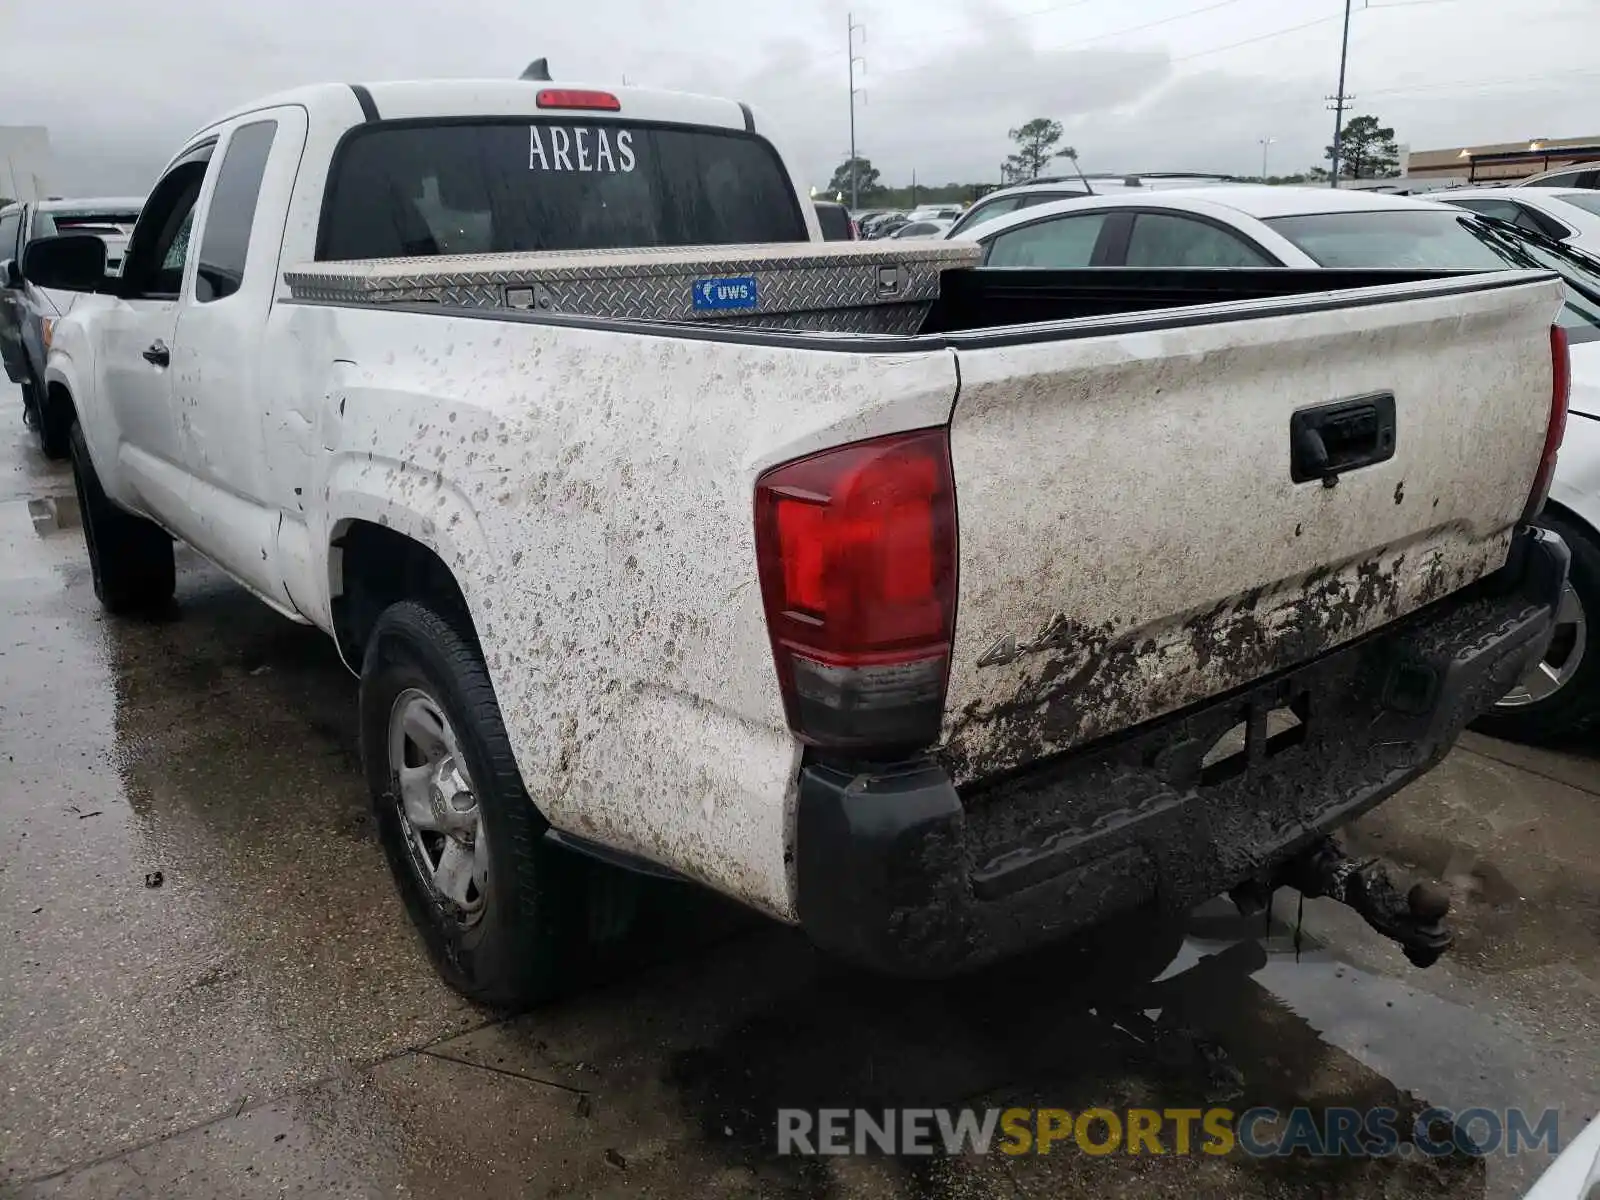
[4,0,1598,196]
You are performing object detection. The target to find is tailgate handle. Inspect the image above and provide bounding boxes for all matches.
[1290,393,1396,484]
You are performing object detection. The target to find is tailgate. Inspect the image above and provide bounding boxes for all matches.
[940,273,1564,785]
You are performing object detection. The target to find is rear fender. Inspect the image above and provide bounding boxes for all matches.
[321,456,496,666]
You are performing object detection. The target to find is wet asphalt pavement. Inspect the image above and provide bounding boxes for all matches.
[0,389,1595,1199]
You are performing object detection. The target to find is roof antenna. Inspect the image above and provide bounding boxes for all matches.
[1063,149,1095,196]
[520,58,552,81]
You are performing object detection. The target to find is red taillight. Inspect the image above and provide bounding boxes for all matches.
[849,219,861,240]
[1524,324,1571,522]
[754,427,957,752]
[536,89,621,111]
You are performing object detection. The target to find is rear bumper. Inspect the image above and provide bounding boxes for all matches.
[794,527,1570,976]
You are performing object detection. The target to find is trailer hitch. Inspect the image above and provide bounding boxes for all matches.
[1274,838,1454,968]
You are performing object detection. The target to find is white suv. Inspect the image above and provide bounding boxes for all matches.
[1519,162,1600,189]
[946,172,1244,238]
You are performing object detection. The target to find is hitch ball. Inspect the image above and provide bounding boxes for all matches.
[1408,880,1451,923]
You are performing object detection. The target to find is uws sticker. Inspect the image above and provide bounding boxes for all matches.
[530,126,636,173]
[693,276,759,311]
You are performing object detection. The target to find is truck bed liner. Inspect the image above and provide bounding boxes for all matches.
[283,241,982,334]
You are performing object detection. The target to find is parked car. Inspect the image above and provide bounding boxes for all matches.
[1519,162,1600,190]
[858,210,905,238]
[0,196,143,456]
[954,184,1554,268]
[28,79,1568,1006]
[962,185,1598,740]
[1438,187,1600,254]
[946,172,1245,239]
[1461,221,1600,742]
[812,200,858,241]
[889,218,953,239]
[905,205,963,222]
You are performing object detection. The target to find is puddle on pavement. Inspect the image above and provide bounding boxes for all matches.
[8,553,1591,1197]
[1,553,484,1182]
[1,398,1592,1198]
[619,901,1566,1197]
[5,584,1589,1200]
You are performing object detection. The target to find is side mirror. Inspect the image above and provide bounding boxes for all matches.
[1,258,20,289]
[22,234,108,293]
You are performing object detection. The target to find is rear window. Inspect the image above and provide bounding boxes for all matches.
[948,197,1024,236]
[984,212,1109,267]
[1556,290,1600,343]
[1525,168,1599,189]
[1469,223,1600,345]
[1556,193,1600,218]
[814,204,854,241]
[318,120,808,261]
[0,209,20,261]
[1264,210,1519,269]
[31,209,141,239]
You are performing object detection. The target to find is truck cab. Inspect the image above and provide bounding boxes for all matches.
[42,80,819,618]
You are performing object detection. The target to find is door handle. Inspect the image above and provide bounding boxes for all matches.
[142,340,169,367]
[1290,393,1396,484]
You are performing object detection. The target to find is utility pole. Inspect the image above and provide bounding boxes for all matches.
[1327,0,1354,187]
[847,13,866,211]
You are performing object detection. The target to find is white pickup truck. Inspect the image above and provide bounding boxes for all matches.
[27,77,1573,1006]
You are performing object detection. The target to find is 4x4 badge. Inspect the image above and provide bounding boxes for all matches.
[976,614,1078,668]
[976,635,1018,668]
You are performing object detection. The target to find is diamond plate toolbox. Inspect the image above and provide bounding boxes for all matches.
[283,240,982,335]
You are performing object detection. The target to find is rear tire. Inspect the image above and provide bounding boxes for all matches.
[69,422,176,613]
[360,600,582,1008]
[20,378,40,430]
[1474,511,1599,743]
[37,379,72,461]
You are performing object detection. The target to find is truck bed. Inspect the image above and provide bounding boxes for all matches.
[275,264,1564,915]
[920,266,1491,332]
[286,254,1504,342]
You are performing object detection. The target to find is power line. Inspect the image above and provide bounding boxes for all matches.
[862,7,1346,108]
[834,0,1594,167]
[864,0,1105,51]
[1169,11,1344,62]
[1014,0,1254,52]
[1359,66,1600,97]
[865,0,1254,84]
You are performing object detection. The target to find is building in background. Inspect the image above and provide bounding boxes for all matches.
[0,126,53,204]
[1406,135,1600,187]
